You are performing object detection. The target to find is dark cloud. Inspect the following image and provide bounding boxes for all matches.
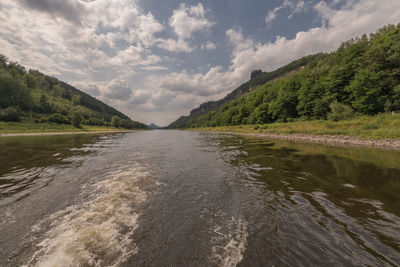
[19,0,86,24]
[129,92,151,105]
[105,80,133,100]
[84,84,101,97]
[151,91,177,107]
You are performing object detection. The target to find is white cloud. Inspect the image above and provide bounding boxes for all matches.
[1,0,399,126]
[157,38,195,53]
[153,0,400,124]
[240,0,400,84]
[289,1,306,19]
[0,0,165,79]
[266,0,307,24]
[157,3,215,53]
[104,79,133,100]
[265,7,279,24]
[129,89,152,105]
[201,41,217,50]
[265,0,291,24]
[169,3,214,39]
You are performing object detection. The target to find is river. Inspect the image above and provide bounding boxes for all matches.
[0,130,399,266]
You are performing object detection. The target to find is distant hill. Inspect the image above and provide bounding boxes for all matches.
[0,56,147,129]
[148,123,161,129]
[168,24,400,128]
[168,54,324,128]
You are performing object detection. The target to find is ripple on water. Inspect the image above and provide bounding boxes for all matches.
[24,163,153,267]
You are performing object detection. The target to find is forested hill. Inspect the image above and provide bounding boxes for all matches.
[168,24,400,128]
[0,56,147,129]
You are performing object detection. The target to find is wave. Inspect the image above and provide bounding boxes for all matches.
[210,216,248,267]
[24,163,151,267]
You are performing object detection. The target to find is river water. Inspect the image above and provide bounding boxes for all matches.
[0,130,399,266]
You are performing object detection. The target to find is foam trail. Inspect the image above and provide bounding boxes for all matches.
[25,164,151,267]
[210,216,248,267]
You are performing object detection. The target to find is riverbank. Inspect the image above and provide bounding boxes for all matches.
[208,131,400,150]
[192,114,400,150]
[0,121,138,137]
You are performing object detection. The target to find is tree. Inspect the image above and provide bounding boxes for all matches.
[0,107,20,122]
[71,94,81,105]
[39,95,51,113]
[52,85,65,97]
[327,101,354,121]
[71,113,82,128]
[111,116,120,128]
[312,99,329,119]
[254,103,271,124]
[48,113,69,124]
[346,69,383,114]
[0,54,8,69]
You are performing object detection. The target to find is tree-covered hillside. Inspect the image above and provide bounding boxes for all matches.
[0,56,147,129]
[168,24,400,128]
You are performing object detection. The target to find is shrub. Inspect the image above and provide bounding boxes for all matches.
[88,117,101,126]
[48,113,69,124]
[327,101,355,121]
[361,122,379,130]
[0,107,21,122]
[71,113,82,128]
[111,116,120,128]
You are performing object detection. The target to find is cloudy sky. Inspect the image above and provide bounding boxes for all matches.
[1,0,400,125]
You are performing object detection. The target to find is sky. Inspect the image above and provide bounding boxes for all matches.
[1,0,400,126]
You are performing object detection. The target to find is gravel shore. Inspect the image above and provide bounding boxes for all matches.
[216,131,400,150]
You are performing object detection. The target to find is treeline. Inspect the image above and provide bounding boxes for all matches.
[169,24,400,128]
[169,53,323,128]
[0,56,147,129]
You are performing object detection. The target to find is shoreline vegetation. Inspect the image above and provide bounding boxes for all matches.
[0,121,139,137]
[168,23,400,153]
[192,113,400,150]
[0,54,147,130]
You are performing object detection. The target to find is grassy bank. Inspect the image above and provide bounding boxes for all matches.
[0,121,130,134]
[193,113,400,139]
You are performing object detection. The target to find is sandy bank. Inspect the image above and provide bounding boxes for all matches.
[211,131,400,150]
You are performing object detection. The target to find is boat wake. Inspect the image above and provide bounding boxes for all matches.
[24,163,152,267]
[210,216,248,267]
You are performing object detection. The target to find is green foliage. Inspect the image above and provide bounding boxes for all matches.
[0,54,147,129]
[71,94,81,106]
[111,116,120,128]
[254,103,271,124]
[39,95,51,113]
[87,117,102,126]
[169,23,400,128]
[0,107,21,122]
[327,101,355,121]
[71,113,82,128]
[48,113,69,124]
[312,99,330,119]
[0,73,32,110]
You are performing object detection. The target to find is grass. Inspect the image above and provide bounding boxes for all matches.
[193,113,400,139]
[0,121,131,134]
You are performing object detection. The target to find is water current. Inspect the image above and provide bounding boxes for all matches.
[0,131,399,266]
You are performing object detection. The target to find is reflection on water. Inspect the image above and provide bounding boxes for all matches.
[0,135,103,205]
[212,134,400,266]
[0,131,399,266]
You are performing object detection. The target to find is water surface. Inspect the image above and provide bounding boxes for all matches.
[0,131,399,266]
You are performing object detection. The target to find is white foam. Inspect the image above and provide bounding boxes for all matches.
[343,183,356,189]
[210,216,248,267]
[25,164,151,267]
